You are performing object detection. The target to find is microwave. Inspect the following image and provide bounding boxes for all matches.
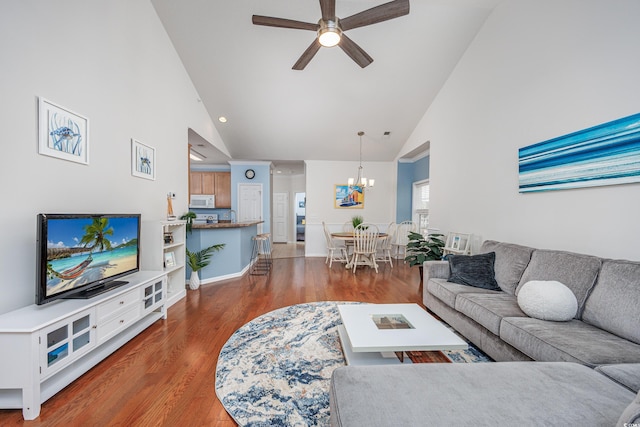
[189,194,215,209]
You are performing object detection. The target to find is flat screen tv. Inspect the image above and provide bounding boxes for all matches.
[36,213,141,305]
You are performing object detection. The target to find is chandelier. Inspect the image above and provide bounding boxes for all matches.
[348,131,375,189]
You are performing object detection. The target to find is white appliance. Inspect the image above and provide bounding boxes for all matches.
[194,214,218,224]
[189,194,215,209]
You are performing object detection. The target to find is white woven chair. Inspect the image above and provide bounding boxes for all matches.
[376,222,397,268]
[323,222,348,268]
[352,223,380,273]
[392,220,417,260]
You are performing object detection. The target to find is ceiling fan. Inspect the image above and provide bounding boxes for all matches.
[252,0,410,70]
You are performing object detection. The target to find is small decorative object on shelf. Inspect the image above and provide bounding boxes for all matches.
[163,232,174,244]
[166,194,176,221]
[164,251,176,268]
[180,211,197,234]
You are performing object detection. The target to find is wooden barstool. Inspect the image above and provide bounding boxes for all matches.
[250,233,272,275]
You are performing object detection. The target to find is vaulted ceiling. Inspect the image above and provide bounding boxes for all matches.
[151,0,502,166]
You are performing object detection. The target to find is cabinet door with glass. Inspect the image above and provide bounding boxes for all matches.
[39,308,96,379]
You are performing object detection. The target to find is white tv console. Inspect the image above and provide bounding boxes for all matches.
[0,270,167,420]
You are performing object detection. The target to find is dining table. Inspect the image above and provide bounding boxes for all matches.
[331,231,388,269]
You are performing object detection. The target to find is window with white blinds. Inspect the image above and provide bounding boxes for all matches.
[413,180,429,234]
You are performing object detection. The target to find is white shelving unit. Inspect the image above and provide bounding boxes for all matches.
[0,271,167,420]
[141,220,187,308]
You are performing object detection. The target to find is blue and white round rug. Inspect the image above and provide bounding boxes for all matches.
[215,302,490,426]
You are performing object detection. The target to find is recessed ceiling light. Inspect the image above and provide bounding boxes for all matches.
[190,153,203,161]
[218,116,227,123]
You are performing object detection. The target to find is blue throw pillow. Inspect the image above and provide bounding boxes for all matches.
[448,252,500,290]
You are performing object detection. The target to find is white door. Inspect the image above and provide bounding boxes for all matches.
[272,192,289,243]
[238,183,263,234]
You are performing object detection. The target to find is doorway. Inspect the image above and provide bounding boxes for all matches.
[295,192,305,242]
[273,192,289,243]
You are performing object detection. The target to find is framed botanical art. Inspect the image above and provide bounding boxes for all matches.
[334,184,364,209]
[38,97,89,165]
[131,139,156,180]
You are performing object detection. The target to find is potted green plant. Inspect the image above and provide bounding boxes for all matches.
[404,232,446,281]
[351,215,364,229]
[180,211,197,234]
[186,243,225,290]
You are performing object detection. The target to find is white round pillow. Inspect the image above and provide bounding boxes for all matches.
[517,280,577,321]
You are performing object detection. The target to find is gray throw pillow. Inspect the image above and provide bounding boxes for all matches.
[448,252,500,290]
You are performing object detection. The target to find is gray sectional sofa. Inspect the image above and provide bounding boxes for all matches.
[424,240,640,366]
[329,240,640,426]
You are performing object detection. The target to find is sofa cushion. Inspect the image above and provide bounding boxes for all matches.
[455,293,526,336]
[516,249,601,318]
[447,252,500,290]
[618,390,640,427]
[427,278,499,309]
[480,240,534,295]
[596,364,640,393]
[500,317,640,367]
[582,259,640,345]
[517,280,577,321]
[329,362,635,427]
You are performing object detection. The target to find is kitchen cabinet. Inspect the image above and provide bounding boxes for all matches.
[189,171,231,208]
[214,172,231,208]
[190,172,215,195]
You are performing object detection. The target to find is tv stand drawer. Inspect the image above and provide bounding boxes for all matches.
[97,305,141,343]
[96,288,139,322]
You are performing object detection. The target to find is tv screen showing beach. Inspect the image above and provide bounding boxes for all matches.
[45,216,139,297]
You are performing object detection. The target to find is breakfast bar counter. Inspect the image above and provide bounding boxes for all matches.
[192,220,263,230]
[186,221,264,283]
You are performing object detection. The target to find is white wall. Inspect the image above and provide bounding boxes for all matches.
[0,1,222,314]
[305,160,396,256]
[399,0,640,259]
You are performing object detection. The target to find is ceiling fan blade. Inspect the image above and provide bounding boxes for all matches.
[339,34,374,68]
[340,0,410,31]
[293,39,322,70]
[319,0,336,21]
[252,15,319,31]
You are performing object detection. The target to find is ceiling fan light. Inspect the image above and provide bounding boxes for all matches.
[318,20,341,47]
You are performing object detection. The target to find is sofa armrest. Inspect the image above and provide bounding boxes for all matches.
[424,260,450,281]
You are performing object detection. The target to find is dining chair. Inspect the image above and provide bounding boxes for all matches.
[322,222,348,268]
[376,222,397,268]
[352,223,380,273]
[342,221,355,256]
[392,221,417,260]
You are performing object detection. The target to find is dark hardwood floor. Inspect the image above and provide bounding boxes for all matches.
[0,257,423,426]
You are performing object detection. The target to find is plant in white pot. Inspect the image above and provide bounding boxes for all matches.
[186,243,225,290]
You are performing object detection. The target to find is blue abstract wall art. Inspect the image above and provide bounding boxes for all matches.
[518,113,640,192]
